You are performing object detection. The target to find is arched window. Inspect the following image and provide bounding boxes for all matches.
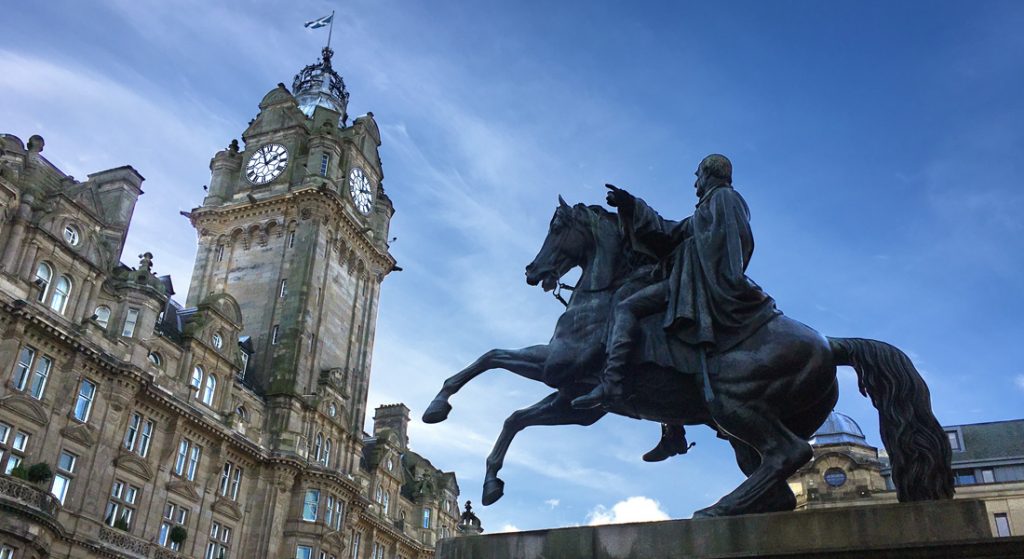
[147,352,163,367]
[34,262,52,302]
[50,275,72,313]
[190,366,204,391]
[322,438,332,467]
[375,485,383,504]
[313,433,323,462]
[382,491,390,514]
[202,374,217,405]
[94,305,111,328]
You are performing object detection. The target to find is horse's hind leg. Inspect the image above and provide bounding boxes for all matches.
[482,391,605,505]
[728,438,796,514]
[423,345,549,423]
[696,403,812,517]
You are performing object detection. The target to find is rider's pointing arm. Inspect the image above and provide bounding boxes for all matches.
[606,184,690,260]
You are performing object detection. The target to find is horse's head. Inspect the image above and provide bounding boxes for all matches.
[527,196,621,292]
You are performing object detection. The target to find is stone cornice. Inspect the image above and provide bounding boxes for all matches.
[188,186,395,273]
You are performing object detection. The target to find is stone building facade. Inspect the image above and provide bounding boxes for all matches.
[787,411,1024,539]
[0,47,459,559]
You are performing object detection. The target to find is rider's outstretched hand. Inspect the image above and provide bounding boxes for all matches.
[605,184,635,210]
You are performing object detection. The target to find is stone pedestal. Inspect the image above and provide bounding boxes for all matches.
[436,500,1023,559]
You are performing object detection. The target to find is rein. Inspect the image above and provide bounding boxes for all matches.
[552,279,621,308]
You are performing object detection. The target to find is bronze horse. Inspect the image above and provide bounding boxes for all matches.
[423,198,953,517]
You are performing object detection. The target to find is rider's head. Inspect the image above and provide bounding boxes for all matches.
[694,154,732,197]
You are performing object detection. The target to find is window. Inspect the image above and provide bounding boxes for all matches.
[174,438,202,481]
[954,468,976,486]
[191,366,204,391]
[51,450,77,505]
[72,379,97,422]
[320,153,330,177]
[239,351,249,380]
[1,424,27,475]
[422,508,431,529]
[947,430,962,451]
[302,489,320,522]
[370,542,385,559]
[159,502,188,550]
[219,462,243,500]
[382,492,389,515]
[271,325,280,344]
[104,479,140,530]
[333,497,345,530]
[212,332,224,349]
[63,224,80,246]
[995,513,1012,537]
[325,495,335,526]
[202,374,217,406]
[981,468,995,483]
[288,231,296,248]
[322,438,332,467]
[50,275,72,313]
[34,262,52,302]
[206,520,232,559]
[296,546,313,559]
[215,244,225,262]
[11,346,35,391]
[94,305,111,328]
[148,352,163,367]
[124,412,155,457]
[313,433,323,464]
[280,279,288,298]
[13,346,52,399]
[350,534,360,559]
[1,545,14,559]
[122,308,141,337]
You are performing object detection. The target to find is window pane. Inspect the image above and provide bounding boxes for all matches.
[51,276,72,313]
[302,490,320,521]
[140,420,154,457]
[13,432,28,451]
[0,423,8,444]
[995,513,1012,537]
[95,306,111,328]
[124,413,141,450]
[202,375,217,405]
[296,546,313,559]
[51,474,71,504]
[73,379,97,421]
[122,308,140,337]
[29,355,52,399]
[13,346,35,390]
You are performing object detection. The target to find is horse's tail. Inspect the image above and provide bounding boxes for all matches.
[828,337,954,501]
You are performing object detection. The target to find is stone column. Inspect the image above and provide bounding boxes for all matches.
[2,199,32,274]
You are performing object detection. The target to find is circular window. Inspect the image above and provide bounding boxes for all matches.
[212,332,223,349]
[147,352,162,367]
[328,402,337,417]
[63,224,81,246]
[824,467,847,487]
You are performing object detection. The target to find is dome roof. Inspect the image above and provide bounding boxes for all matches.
[811,411,868,446]
[292,47,350,122]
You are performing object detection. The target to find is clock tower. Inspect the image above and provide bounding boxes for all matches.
[186,46,394,465]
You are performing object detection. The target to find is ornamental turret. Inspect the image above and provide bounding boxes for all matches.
[292,46,350,123]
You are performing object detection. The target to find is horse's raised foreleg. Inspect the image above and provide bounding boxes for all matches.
[423,345,549,424]
[482,391,606,505]
[695,403,811,518]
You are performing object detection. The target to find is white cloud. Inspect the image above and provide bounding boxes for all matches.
[586,496,669,526]
[544,499,560,509]
[494,524,521,533]
[1015,374,1024,392]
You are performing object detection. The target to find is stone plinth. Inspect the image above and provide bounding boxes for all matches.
[436,500,1023,559]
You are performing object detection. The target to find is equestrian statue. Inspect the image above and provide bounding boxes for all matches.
[423,154,954,518]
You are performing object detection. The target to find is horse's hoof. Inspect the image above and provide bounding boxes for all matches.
[482,478,505,506]
[422,399,452,424]
[692,504,727,519]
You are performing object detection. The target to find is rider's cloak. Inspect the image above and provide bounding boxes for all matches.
[623,184,780,353]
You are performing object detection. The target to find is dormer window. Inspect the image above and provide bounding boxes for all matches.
[63,224,80,246]
[946,430,963,452]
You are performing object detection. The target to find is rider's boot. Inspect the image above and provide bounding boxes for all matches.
[642,424,692,462]
[571,340,629,409]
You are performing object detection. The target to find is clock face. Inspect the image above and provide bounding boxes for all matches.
[245,143,289,185]
[349,167,374,215]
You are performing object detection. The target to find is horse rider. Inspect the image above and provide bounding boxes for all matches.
[572,154,780,417]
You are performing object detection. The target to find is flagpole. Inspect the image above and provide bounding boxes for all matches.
[326,10,335,50]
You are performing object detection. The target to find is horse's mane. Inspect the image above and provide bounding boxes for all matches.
[576,203,657,274]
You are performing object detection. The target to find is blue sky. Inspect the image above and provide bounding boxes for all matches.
[3,0,1023,532]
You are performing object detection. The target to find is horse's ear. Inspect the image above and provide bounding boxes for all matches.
[558,195,569,209]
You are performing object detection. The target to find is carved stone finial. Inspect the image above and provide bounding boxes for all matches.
[228,139,240,154]
[138,252,154,274]
[457,500,483,535]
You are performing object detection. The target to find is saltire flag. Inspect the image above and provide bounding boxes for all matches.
[304,14,333,29]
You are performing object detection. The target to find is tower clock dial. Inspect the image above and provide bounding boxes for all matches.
[245,143,289,185]
[349,167,374,215]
